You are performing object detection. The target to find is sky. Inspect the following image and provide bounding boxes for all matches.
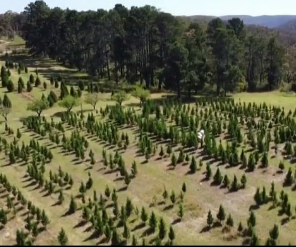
[1,0,296,16]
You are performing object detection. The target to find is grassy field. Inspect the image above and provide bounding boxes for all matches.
[1,45,296,245]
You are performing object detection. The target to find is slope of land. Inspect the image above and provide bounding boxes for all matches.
[277,19,296,33]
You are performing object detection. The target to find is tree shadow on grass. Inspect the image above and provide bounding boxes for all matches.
[16,205,25,213]
[163,204,174,211]
[83,230,103,242]
[51,201,61,207]
[65,185,72,190]
[184,170,194,175]
[20,211,28,217]
[200,225,211,233]
[117,186,127,192]
[242,238,250,245]
[51,111,65,119]
[1,162,12,167]
[22,177,32,183]
[105,203,113,209]
[30,184,42,192]
[97,166,107,174]
[58,150,70,155]
[200,177,210,183]
[104,169,117,175]
[281,217,290,225]
[172,218,181,225]
[30,67,93,84]
[73,160,83,165]
[166,166,175,171]
[83,225,93,233]
[248,205,260,211]
[0,188,6,194]
[129,218,137,224]
[40,187,47,194]
[23,180,37,188]
[74,220,88,229]
[149,236,159,244]
[210,181,222,187]
[278,208,286,216]
[113,177,124,182]
[132,222,145,232]
[42,191,52,197]
[96,237,108,245]
[0,193,8,199]
[141,227,154,237]
[61,209,75,218]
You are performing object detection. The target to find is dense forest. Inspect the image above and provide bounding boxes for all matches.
[0,11,24,38]
[6,1,296,96]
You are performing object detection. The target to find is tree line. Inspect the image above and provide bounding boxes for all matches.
[0,11,24,38]
[16,1,296,95]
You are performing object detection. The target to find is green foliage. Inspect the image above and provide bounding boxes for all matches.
[58,228,68,246]
[207,210,214,227]
[171,153,177,168]
[158,217,167,240]
[85,93,100,110]
[278,160,285,172]
[6,79,14,92]
[131,86,150,105]
[60,81,69,99]
[68,196,77,214]
[123,222,130,239]
[205,163,212,180]
[182,182,187,193]
[3,94,11,108]
[178,204,184,220]
[213,167,223,185]
[217,205,226,223]
[250,233,259,246]
[111,90,129,105]
[29,74,34,84]
[27,98,49,117]
[35,76,41,87]
[284,167,294,186]
[48,90,58,106]
[149,211,158,233]
[248,211,256,227]
[141,207,148,224]
[169,225,175,241]
[226,214,234,227]
[269,224,279,241]
[189,156,197,173]
[261,152,268,167]
[0,105,10,122]
[58,95,80,112]
[26,81,33,92]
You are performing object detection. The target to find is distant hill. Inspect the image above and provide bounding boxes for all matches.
[246,24,296,47]
[182,15,296,29]
[178,15,296,47]
[277,19,296,33]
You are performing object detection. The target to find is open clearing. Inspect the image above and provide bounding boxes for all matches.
[1,44,296,245]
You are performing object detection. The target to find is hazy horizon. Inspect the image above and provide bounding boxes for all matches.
[1,0,296,16]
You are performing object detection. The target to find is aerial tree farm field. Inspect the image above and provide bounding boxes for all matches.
[0,48,296,246]
[2,1,296,246]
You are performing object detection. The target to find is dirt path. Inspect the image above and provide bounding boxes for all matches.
[0,40,21,55]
